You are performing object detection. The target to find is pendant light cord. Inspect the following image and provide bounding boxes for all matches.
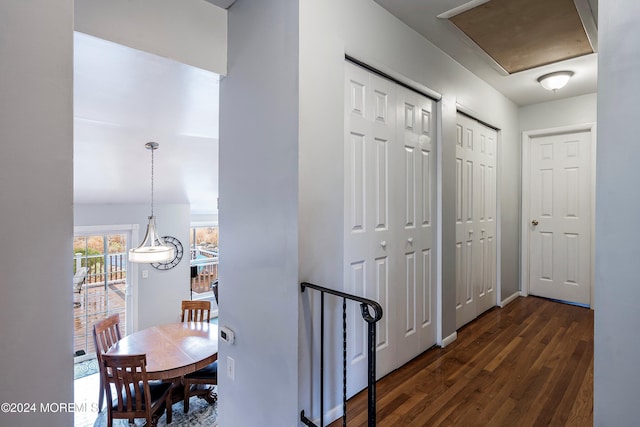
[150,144,155,218]
[145,141,159,218]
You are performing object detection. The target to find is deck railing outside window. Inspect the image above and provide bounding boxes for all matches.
[75,252,127,285]
[190,247,219,297]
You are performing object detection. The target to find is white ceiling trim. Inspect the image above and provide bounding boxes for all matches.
[204,0,236,9]
[575,0,599,52]
[436,0,491,19]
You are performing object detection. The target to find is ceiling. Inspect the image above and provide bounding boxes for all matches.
[374,0,598,106]
[449,0,593,74]
[74,1,597,213]
[74,32,220,214]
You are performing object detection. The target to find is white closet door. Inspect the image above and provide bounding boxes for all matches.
[394,85,436,365]
[344,62,436,398]
[476,123,497,315]
[455,113,497,329]
[344,63,397,395]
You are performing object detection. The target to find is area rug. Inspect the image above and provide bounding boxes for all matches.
[93,389,217,427]
[75,359,100,380]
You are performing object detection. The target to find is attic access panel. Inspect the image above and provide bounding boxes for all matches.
[449,0,593,74]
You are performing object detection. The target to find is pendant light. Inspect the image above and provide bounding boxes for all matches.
[129,142,175,263]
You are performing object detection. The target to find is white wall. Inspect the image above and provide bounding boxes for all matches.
[218,0,300,426]
[74,204,191,329]
[0,1,74,426]
[298,0,520,421]
[75,0,227,75]
[595,1,640,424]
[520,93,597,132]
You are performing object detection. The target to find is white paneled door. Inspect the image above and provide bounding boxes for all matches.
[344,62,436,397]
[394,86,436,365]
[528,131,591,305]
[455,113,497,329]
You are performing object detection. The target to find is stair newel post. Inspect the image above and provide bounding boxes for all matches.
[320,291,324,427]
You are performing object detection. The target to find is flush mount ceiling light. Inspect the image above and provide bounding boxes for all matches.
[129,142,175,263]
[537,71,574,92]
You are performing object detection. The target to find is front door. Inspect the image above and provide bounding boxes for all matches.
[528,131,592,305]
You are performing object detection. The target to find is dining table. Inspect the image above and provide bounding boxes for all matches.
[106,321,218,381]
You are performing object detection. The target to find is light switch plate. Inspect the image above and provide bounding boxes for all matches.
[227,356,235,380]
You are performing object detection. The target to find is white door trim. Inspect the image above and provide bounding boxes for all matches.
[521,123,596,306]
[435,99,444,346]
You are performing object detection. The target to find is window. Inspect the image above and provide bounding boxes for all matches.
[189,224,219,315]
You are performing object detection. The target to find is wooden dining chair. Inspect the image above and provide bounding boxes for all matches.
[183,360,217,412]
[181,300,211,323]
[92,313,122,411]
[101,354,174,427]
[180,298,216,412]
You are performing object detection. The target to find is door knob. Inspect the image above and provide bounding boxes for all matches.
[531,219,539,226]
[407,237,414,244]
[381,241,387,248]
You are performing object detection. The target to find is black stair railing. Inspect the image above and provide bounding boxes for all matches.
[300,281,383,427]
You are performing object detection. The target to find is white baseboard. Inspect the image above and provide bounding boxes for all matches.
[441,331,457,348]
[499,291,521,308]
[315,404,343,427]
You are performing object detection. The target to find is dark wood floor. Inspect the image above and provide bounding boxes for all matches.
[330,296,593,427]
